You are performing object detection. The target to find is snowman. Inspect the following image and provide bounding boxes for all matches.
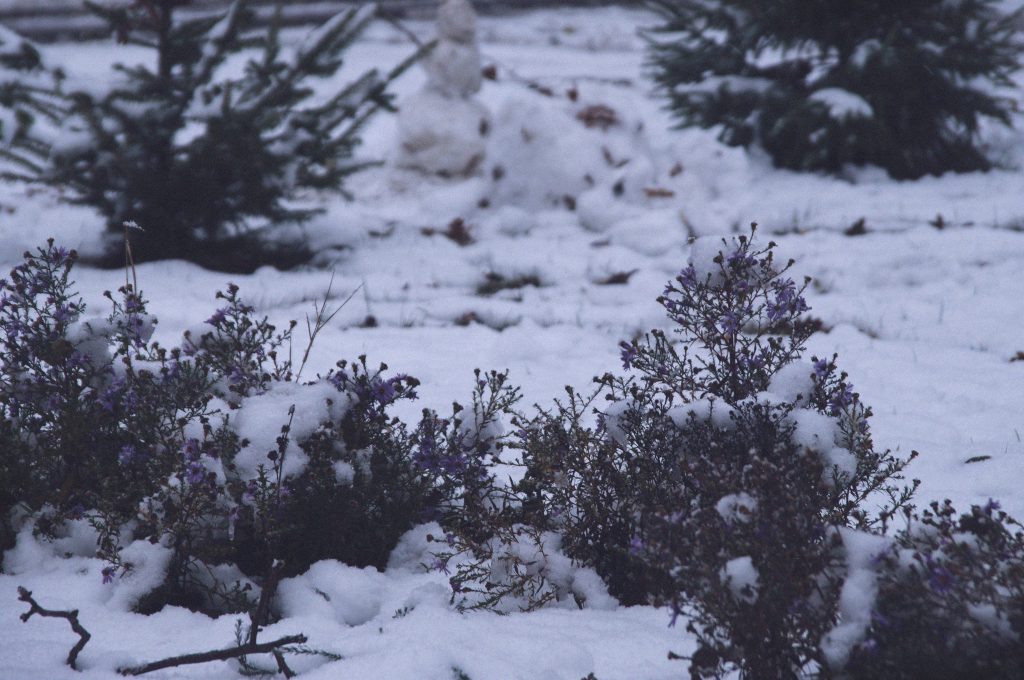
[396,0,490,177]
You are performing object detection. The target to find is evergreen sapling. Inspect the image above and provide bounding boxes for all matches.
[647,0,1024,178]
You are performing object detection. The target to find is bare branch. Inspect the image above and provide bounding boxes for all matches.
[117,634,307,676]
[17,586,92,670]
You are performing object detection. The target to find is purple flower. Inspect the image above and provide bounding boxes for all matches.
[829,384,855,413]
[186,461,207,485]
[370,377,405,405]
[925,555,956,593]
[767,278,809,323]
[431,557,451,575]
[619,341,637,370]
[226,366,247,386]
[628,535,645,555]
[813,358,829,380]
[727,248,755,269]
[719,311,740,336]
[182,438,202,462]
[678,265,698,289]
[205,308,228,326]
[102,566,116,585]
[118,445,138,465]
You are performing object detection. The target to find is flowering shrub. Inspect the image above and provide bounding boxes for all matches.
[0,242,443,613]
[837,501,1024,679]
[433,226,917,678]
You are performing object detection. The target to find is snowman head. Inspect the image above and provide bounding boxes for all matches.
[437,0,477,44]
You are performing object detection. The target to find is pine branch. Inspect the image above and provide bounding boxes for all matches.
[17,586,92,671]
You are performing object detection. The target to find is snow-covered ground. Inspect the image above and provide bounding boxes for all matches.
[1,6,1023,679]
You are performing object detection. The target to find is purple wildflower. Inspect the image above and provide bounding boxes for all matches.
[678,265,698,289]
[118,445,137,465]
[186,461,207,485]
[619,341,637,370]
[628,535,645,555]
[206,308,228,326]
[102,566,116,585]
[370,377,398,405]
[925,555,956,593]
[719,311,740,336]
[830,384,855,413]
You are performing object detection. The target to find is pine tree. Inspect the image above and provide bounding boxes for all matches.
[647,0,1024,179]
[0,26,62,179]
[36,1,418,271]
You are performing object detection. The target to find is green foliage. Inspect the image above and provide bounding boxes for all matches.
[32,1,417,270]
[0,26,62,177]
[647,0,1024,178]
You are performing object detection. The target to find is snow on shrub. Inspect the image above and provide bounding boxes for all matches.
[432,226,918,677]
[0,25,61,178]
[647,0,1024,179]
[17,1,419,270]
[832,500,1024,679]
[0,242,440,614]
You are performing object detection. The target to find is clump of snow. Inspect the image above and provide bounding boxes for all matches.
[468,529,617,613]
[479,204,537,238]
[388,522,445,572]
[687,236,729,286]
[396,90,491,177]
[104,540,173,612]
[277,560,388,626]
[790,408,838,452]
[768,361,816,403]
[601,397,634,447]
[716,492,758,524]
[2,517,105,575]
[3,523,60,575]
[821,528,891,670]
[487,98,609,209]
[720,556,759,603]
[230,380,350,481]
[810,88,874,120]
[822,447,858,487]
[667,397,735,430]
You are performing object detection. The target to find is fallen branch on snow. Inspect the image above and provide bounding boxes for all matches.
[17,586,92,670]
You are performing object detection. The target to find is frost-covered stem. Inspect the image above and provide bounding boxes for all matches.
[17,586,91,670]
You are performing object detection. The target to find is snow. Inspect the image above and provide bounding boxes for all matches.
[821,528,891,670]
[715,493,757,524]
[720,556,759,603]
[809,88,874,119]
[230,380,351,481]
[2,4,1024,678]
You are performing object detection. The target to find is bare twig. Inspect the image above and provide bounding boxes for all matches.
[117,634,308,676]
[273,649,296,678]
[294,273,360,382]
[248,561,286,647]
[17,586,92,670]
